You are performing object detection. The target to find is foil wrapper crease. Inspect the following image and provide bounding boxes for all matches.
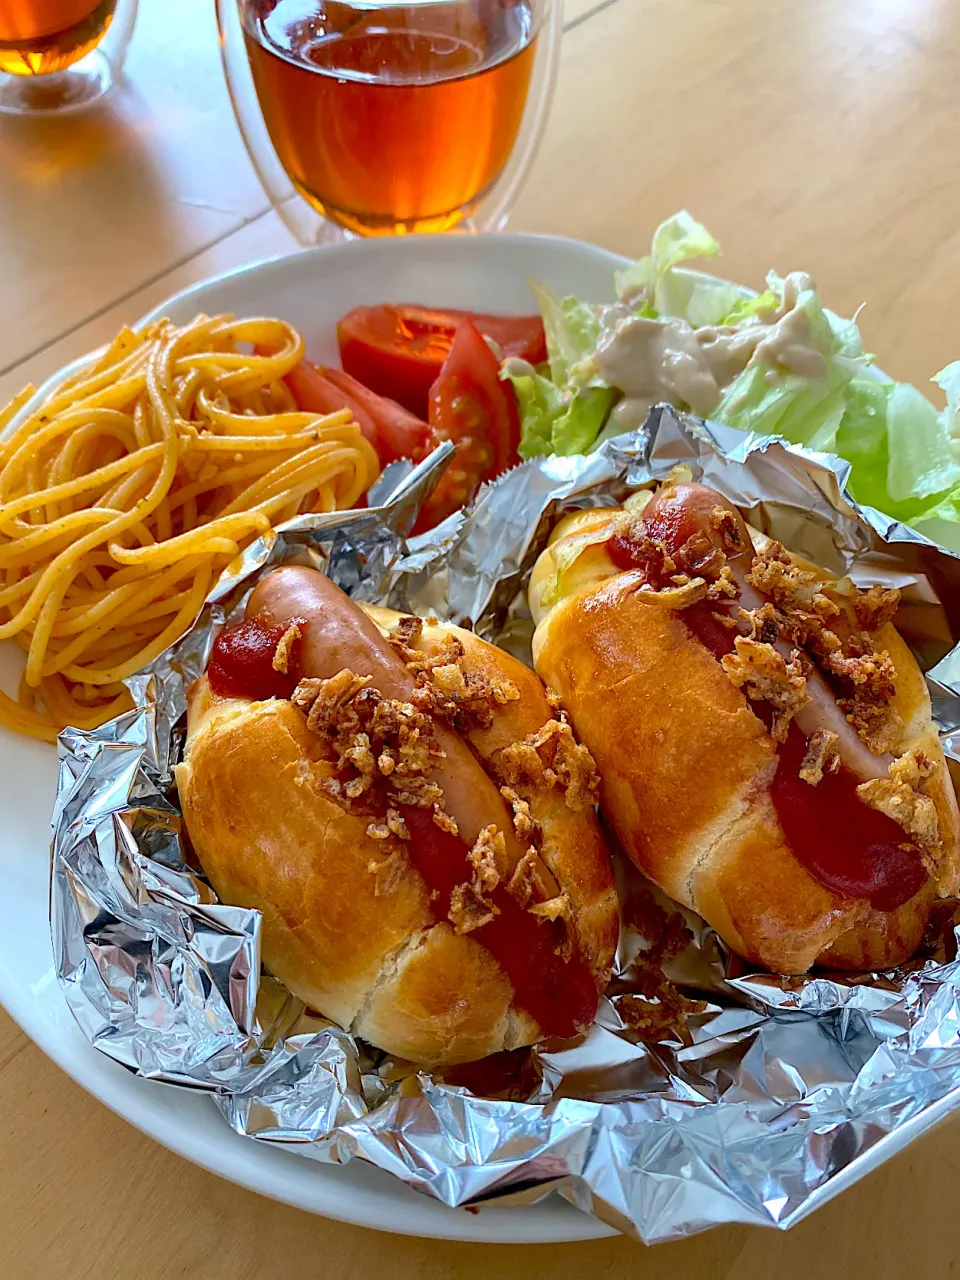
[50,408,960,1242]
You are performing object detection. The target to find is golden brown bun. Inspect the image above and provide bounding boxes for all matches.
[531,506,960,974]
[175,615,617,1065]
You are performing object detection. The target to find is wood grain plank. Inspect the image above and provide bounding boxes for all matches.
[0,0,267,376]
[562,0,618,27]
[0,210,297,409]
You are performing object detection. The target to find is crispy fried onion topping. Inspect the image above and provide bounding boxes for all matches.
[498,766,580,951]
[617,888,706,1045]
[448,825,507,934]
[388,621,520,732]
[500,785,537,843]
[720,637,810,742]
[746,542,902,754]
[293,669,370,733]
[642,577,709,609]
[854,584,901,633]
[432,806,459,836]
[740,601,782,645]
[835,653,902,756]
[505,846,541,909]
[856,750,941,853]
[799,729,841,785]
[272,622,301,674]
[747,541,837,615]
[292,664,568,929]
[659,565,737,607]
[530,891,574,962]
[366,807,409,842]
[710,506,746,553]
[292,669,444,809]
[708,564,739,600]
[529,893,572,924]
[673,527,727,583]
[493,716,599,811]
[366,849,407,898]
[612,505,743,609]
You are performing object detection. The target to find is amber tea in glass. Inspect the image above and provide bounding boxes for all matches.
[0,0,118,76]
[240,0,540,236]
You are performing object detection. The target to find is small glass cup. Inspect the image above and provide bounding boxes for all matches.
[0,0,138,116]
[217,0,563,244]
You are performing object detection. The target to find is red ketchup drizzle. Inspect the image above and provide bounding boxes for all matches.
[208,616,303,700]
[402,807,598,1037]
[607,493,927,911]
[770,723,926,911]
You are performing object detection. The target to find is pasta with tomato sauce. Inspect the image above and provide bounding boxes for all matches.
[0,314,379,743]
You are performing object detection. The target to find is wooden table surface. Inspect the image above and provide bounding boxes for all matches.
[3,0,960,1274]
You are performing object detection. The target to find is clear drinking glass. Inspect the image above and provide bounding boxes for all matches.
[0,0,138,114]
[216,0,563,244]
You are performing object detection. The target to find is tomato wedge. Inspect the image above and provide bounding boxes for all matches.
[321,366,432,465]
[413,318,521,534]
[283,360,377,446]
[284,360,431,466]
[338,304,547,418]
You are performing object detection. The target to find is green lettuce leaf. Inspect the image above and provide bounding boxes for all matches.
[900,364,960,541]
[501,366,564,459]
[832,375,960,523]
[530,282,604,387]
[613,210,772,327]
[712,283,853,451]
[886,381,960,503]
[933,362,960,436]
[551,387,618,456]
[614,211,722,315]
[502,360,616,460]
[826,310,865,361]
[718,290,780,326]
[716,365,849,453]
[833,377,891,510]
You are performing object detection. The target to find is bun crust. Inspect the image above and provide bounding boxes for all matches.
[176,613,617,1065]
[532,508,960,974]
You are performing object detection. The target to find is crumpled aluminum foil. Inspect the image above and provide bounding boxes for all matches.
[50,405,960,1243]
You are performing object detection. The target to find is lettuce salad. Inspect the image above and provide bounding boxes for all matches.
[500,212,960,549]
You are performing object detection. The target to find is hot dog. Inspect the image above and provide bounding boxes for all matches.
[530,480,960,973]
[246,568,533,877]
[635,485,888,782]
[175,568,618,1065]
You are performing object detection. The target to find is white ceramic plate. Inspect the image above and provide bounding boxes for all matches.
[0,233,639,1244]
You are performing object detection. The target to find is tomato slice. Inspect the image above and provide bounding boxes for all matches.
[338,304,547,418]
[322,366,432,465]
[283,360,378,447]
[284,360,431,466]
[413,318,521,534]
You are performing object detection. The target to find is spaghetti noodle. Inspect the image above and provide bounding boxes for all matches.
[0,314,380,742]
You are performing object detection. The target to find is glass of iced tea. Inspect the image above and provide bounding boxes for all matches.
[217,0,562,241]
[0,0,138,114]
